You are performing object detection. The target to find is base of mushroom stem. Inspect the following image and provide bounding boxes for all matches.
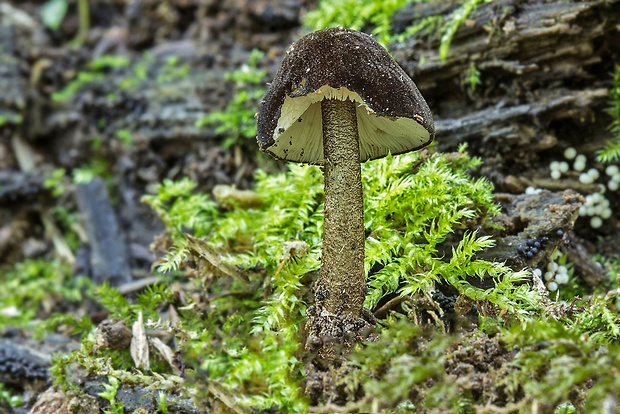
[304,304,377,402]
[304,304,377,360]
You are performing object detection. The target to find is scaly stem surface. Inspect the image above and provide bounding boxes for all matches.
[318,98,366,318]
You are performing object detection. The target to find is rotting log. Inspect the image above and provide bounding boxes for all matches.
[392,0,620,169]
[389,0,620,289]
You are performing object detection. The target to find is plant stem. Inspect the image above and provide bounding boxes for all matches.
[318,98,366,318]
[71,0,90,48]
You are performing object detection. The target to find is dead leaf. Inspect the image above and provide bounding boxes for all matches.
[130,312,150,370]
[150,337,177,372]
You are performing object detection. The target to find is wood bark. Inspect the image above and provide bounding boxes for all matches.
[390,0,620,169]
[75,178,132,286]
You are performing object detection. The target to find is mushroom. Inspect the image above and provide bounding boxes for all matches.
[256,27,435,349]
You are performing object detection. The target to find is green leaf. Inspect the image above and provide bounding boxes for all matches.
[41,0,68,30]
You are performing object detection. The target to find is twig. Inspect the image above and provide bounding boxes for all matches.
[373,295,407,319]
[207,381,251,414]
[308,397,372,413]
[186,235,250,284]
[117,276,162,295]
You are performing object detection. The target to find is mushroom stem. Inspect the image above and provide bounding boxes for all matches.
[319,98,366,318]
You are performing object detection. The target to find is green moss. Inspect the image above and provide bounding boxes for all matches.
[304,0,415,45]
[0,383,22,408]
[98,376,124,414]
[156,56,191,83]
[597,64,620,163]
[134,147,537,411]
[362,149,538,315]
[52,71,106,102]
[51,52,188,103]
[0,259,88,329]
[337,304,620,412]
[503,317,620,411]
[88,55,131,71]
[467,62,481,91]
[195,49,267,148]
[304,0,491,60]
[43,143,620,410]
[0,112,23,127]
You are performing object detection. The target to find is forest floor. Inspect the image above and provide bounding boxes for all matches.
[2,0,620,413]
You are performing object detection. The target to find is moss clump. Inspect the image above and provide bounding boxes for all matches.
[362,149,538,315]
[304,0,415,45]
[0,259,87,329]
[51,55,131,102]
[195,49,267,148]
[304,0,491,60]
[50,53,191,103]
[336,298,620,413]
[133,147,534,411]
[37,143,620,411]
[598,64,620,163]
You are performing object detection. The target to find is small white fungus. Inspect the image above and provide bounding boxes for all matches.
[605,165,619,176]
[574,154,587,171]
[587,168,600,180]
[564,147,577,159]
[555,273,569,285]
[601,208,612,219]
[579,173,593,184]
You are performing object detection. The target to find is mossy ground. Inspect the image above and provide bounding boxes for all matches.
[2,0,620,413]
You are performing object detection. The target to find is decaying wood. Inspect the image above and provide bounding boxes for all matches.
[392,0,620,165]
[388,0,620,290]
[479,188,606,288]
[75,178,133,286]
[434,87,608,155]
[81,379,200,414]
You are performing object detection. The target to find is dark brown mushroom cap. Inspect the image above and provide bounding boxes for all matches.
[256,27,435,163]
